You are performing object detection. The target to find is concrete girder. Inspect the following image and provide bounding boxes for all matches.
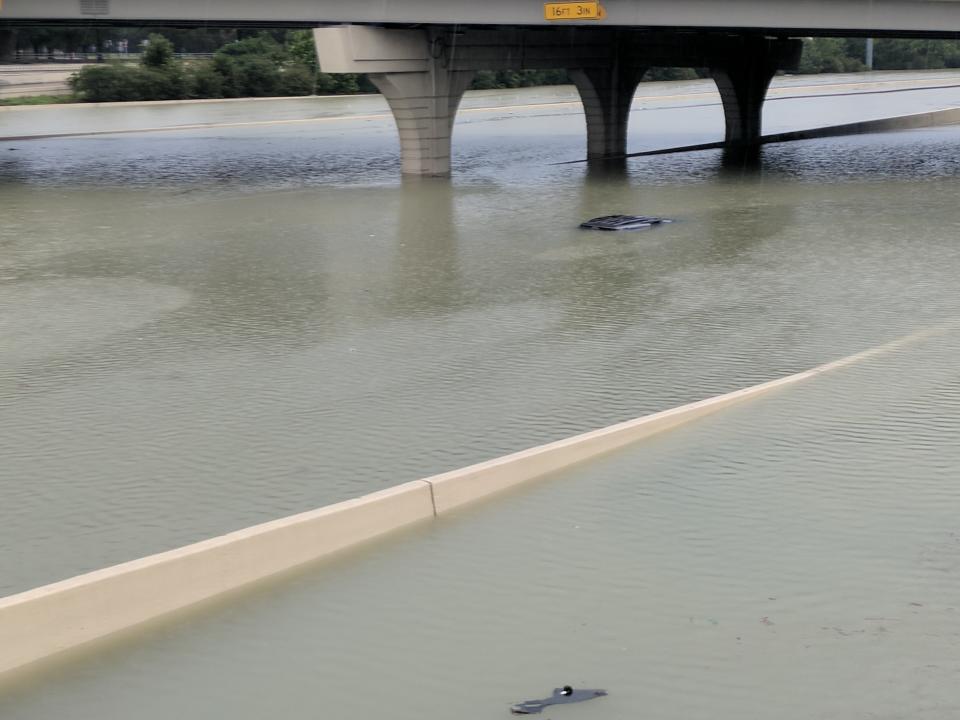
[316,26,799,76]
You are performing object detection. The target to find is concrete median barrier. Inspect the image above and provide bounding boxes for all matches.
[0,323,952,678]
[0,480,434,677]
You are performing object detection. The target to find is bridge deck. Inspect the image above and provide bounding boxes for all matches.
[3,0,960,36]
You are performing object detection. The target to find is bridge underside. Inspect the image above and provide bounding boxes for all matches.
[5,0,960,37]
[6,0,960,176]
[315,26,801,175]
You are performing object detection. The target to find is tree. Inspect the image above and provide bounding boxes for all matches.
[872,39,960,70]
[645,67,701,81]
[211,33,289,96]
[186,61,225,99]
[71,32,186,101]
[280,64,317,96]
[798,38,866,74]
[286,30,319,72]
[216,33,287,62]
[69,65,144,101]
[142,33,175,68]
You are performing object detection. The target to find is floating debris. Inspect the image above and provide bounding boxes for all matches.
[510,685,608,715]
[580,215,671,231]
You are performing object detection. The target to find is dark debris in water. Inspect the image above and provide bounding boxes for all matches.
[510,685,608,715]
[580,214,672,231]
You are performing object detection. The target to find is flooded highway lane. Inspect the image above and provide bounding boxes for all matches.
[2,71,960,719]
[3,74,960,595]
[4,325,959,720]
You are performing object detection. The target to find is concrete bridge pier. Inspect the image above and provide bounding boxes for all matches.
[709,36,803,150]
[315,26,474,177]
[569,61,647,161]
[315,26,802,176]
[367,64,475,177]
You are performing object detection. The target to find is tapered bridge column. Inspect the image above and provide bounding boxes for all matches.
[709,36,803,150]
[570,62,647,161]
[315,26,473,177]
[367,65,475,177]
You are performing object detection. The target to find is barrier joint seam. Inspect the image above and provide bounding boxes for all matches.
[424,479,438,516]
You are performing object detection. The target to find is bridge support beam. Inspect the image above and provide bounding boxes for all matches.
[570,61,647,161]
[709,36,803,150]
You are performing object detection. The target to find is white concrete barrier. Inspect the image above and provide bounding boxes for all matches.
[762,106,960,144]
[0,324,951,677]
[0,481,434,677]
[426,323,960,511]
[613,106,960,162]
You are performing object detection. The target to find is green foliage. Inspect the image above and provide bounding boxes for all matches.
[316,72,362,94]
[470,69,569,90]
[873,39,960,70]
[644,67,702,81]
[211,33,313,97]
[286,30,319,72]
[26,24,960,106]
[142,33,175,68]
[69,31,187,102]
[795,37,960,74]
[469,70,499,90]
[69,63,186,102]
[280,64,317,96]
[185,60,225,99]
[233,55,283,96]
[69,65,142,102]
[0,94,75,106]
[74,28,960,105]
[141,64,187,100]
[69,37,187,102]
[216,33,287,62]
[211,54,241,97]
[213,52,281,97]
[798,38,866,74]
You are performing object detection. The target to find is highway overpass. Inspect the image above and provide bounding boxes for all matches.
[5,0,960,35]
[5,0,960,175]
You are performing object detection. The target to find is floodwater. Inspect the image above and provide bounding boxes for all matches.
[3,72,960,718]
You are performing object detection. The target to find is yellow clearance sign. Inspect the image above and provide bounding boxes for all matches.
[544,1,606,21]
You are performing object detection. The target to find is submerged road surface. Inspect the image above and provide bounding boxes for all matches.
[2,70,960,719]
[3,69,960,588]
